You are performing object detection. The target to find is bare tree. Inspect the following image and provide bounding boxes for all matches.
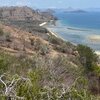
[0,74,31,100]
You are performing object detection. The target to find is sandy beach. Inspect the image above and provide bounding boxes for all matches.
[39,22,47,26]
[39,21,60,38]
[88,35,100,42]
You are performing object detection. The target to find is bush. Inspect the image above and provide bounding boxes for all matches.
[0,28,4,36]
[0,74,99,100]
[54,42,75,54]
[0,51,99,99]
[77,44,98,71]
[34,39,50,55]
[5,33,12,42]
[48,35,63,45]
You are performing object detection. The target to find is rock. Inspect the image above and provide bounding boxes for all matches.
[0,6,55,21]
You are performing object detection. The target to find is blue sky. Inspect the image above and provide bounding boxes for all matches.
[0,0,100,9]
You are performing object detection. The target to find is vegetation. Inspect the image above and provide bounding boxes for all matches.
[0,28,11,42]
[77,44,98,71]
[0,28,4,36]
[77,44,100,95]
[0,11,99,99]
[33,38,50,55]
[0,26,99,99]
[49,35,63,45]
[49,35,75,54]
[0,49,99,99]
[5,32,12,42]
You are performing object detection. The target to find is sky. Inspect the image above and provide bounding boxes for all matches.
[0,0,100,9]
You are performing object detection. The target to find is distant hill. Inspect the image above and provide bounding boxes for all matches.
[0,6,55,21]
[47,8,87,13]
[64,7,87,13]
[0,6,56,38]
[65,10,87,13]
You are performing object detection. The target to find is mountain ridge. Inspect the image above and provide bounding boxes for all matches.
[0,6,55,21]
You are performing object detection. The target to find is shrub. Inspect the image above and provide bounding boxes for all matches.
[0,28,4,36]
[77,44,98,71]
[48,35,63,45]
[54,42,74,54]
[5,33,12,42]
[34,39,50,55]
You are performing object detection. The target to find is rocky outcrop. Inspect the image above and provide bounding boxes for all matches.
[0,6,55,21]
[0,6,56,40]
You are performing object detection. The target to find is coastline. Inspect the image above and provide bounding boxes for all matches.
[39,21,65,40]
[39,21,100,57]
[39,22,47,26]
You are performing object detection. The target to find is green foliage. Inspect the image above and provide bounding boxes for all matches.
[25,76,100,100]
[0,72,99,100]
[16,69,43,100]
[48,35,63,45]
[59,77,99,100]
[0,51,33,75]
[49,35,76,54]
[0,96,6,100]
[55,42,75,54]
[0,28,4,36]
[0,52,12,74]
[0,48,99,99]
[93,66,100,76]
[77,44,97,71]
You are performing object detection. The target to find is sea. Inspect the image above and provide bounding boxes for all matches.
[47,12,100,52]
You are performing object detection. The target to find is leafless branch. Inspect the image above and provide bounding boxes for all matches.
[0,74,31,99]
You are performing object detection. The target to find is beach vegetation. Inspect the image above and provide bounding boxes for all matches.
[48,35,63,45]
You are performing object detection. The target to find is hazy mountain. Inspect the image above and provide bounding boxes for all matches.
[44,7,87,13]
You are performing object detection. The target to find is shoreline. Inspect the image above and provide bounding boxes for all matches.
[88,35,100,42]
[40,21,77,46]
[39,21,100,56]
[39,22,47,26]
[39,21,65,40]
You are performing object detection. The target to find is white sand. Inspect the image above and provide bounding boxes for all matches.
[95,51,100,56]
[88,35,100,42]
[47,28,58,37]
[39,22,47,26]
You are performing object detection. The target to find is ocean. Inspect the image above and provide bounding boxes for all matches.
[47,12,100,51]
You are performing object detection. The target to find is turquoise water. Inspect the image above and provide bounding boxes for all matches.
[48,12,100,51]
[55,12,100,30]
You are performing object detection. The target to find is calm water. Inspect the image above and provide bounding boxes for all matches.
[48,12,100,51]
[55,12,100,30]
